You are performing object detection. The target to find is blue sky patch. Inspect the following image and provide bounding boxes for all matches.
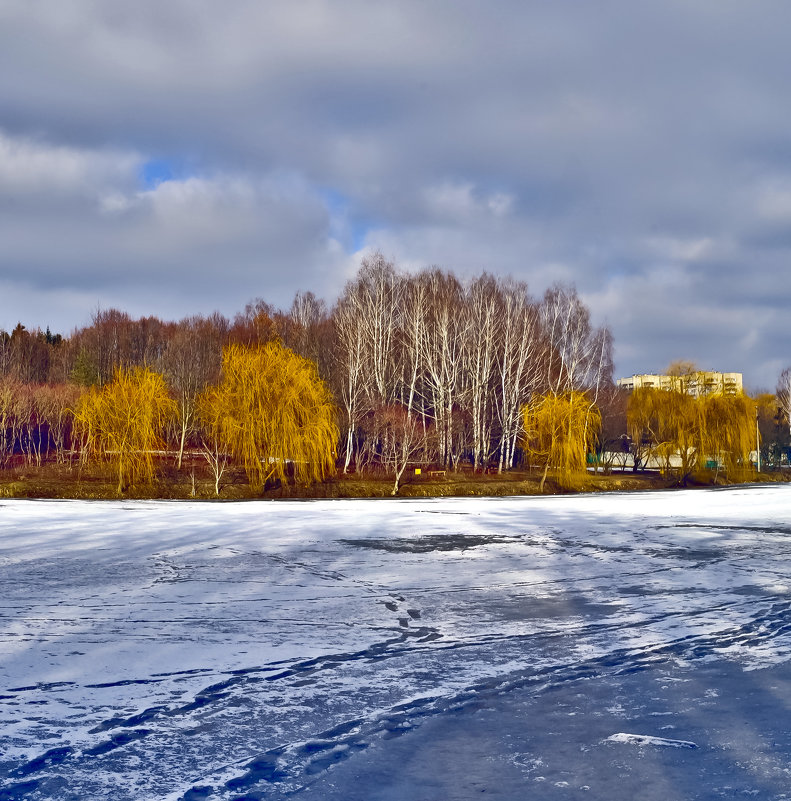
[139,159,176,189]
[320,187,373,252]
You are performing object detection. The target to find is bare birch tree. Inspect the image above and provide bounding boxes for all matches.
[371,404,429,495]
[777,367,791,436]
[464,275,499,470]
[494,280,546,472]
[333,286,369,473]
[162,315,225,469]
[333,253,402,471]
[418,270,467,468]
[539,284,613,466]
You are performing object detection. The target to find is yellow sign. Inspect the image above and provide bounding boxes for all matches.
[414,468,422,475]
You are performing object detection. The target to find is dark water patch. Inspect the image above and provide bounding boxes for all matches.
[618,584,712,596]
[225,753,286,789]
[391,696,438,713]
[257,628,441,684]
[340,534,515,553]
[155,672,259,717]
[0,779,39,800]
[477,594,622,622]
[227,666,279,676]
[181,786,213,801]
[553,538,634,554]
[297,740,336,755]
[85,727,151,756]
[8,682,75,692]
[85,678,159,689]
[415,510,471,515]
[401,624,438,640]
[656,522,791,536]
[11,746,73,777]
[150,667,214,678]
[644,547,726,561]
[90,705,165,733]
[176,691,231,713]
[615,662,654,676]
[407,608,421,619]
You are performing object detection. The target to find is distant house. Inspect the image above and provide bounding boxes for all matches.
[616,371,743,398]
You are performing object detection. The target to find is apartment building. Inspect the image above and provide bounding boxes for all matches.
[616,371,743,397]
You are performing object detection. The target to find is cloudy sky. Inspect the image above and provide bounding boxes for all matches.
[1,1,791,388]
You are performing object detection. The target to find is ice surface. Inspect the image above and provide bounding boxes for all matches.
[606,733,698,748]
[2,486,791,799]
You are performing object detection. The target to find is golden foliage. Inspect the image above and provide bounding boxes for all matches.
[666,360,698,377]
[627,387,756,478]
[75,367,176,493]
[522,391,601,488]
[627,387,699,475]
[196,342,337,490]
[698,393,756,477]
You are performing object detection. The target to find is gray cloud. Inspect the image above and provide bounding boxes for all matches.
[1,1,791,386]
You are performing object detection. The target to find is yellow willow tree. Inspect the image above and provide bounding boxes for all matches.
[75,367,176,493]
[522,391,601,491]
[628,387,756,481]
[197,342,337,492]
[698,392,756,478]
[627,387,700,477]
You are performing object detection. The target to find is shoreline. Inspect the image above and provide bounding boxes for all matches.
[1,462,788,501]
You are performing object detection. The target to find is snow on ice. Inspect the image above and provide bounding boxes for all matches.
[606,733,698,749]
[2,487,791,799]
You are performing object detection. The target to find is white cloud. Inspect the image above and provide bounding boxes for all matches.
[420,182,515,224]
[0,131,137,197]
[755,181,791,223]
[2,3,791,385]
[0,129,347,324]
[644,236,719,264]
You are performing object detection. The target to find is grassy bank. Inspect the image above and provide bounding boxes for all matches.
[1,457,787,500]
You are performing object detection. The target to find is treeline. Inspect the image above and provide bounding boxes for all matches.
[4,253,790,490]
[0,254,615,479]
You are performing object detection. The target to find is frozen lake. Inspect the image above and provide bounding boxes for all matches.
[2,487,791,800]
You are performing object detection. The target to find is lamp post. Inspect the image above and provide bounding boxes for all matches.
[756,406,761,474]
